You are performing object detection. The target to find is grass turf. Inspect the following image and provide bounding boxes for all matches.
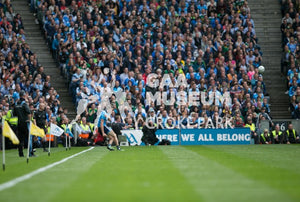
[0,145,299,202]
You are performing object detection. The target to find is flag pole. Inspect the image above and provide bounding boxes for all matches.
[68,135,71,150]
[65,133,68,151]
[2,119,5,171]
[27,121,31,164]
[48,134,51,156]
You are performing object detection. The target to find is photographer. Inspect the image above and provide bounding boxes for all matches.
[142,119,158,146]
[111,115,126,142]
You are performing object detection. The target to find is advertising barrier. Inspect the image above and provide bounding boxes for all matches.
[156,129,180,145]
[180,128,251,145]
[121,130,143,146]
[121,128,251,146]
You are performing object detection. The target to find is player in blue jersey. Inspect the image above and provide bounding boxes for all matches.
[98,109,121,151]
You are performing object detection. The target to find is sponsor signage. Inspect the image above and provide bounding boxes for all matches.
[179,128,251,145]
[121,128,251,146]
[121,130,143,146]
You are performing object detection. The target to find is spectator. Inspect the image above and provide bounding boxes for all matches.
[281,1,300,118]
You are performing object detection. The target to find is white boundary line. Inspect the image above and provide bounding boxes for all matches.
[0,147,95,192]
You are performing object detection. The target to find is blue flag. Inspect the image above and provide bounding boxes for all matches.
[66,127,74,137]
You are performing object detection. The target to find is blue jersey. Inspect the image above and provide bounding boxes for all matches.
[98,111,112,134]
[99,111,108,127]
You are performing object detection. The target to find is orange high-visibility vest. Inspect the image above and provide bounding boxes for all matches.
[46,127,54,141]
[79,134,89,139]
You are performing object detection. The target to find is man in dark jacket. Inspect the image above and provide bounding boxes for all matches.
[142,120,158,145]
[111,115,125,137]
[14,90,31,157]
[33,102,48,152]
[111,115,127,145]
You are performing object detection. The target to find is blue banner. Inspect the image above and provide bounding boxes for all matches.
[155,129,180,145]
[180,128,251,145]
[155,128,251,145]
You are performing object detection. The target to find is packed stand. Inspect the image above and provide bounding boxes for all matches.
[0,0,71,150]
[32,0,277,144]
[281,0,300,119]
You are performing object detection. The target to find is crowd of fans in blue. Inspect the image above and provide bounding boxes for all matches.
[281,0,300,119]
[34,0,272,128]
[0,0,66,124]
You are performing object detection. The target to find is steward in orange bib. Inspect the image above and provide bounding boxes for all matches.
[79,117,92,139]
[45,127,54,141]
[77,117,93,146]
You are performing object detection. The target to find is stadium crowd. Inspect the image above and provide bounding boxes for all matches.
[0,0,72,150]
[1,0,299,149]
[34,0,271,126]
[281,0,300,119]
[31,0,288,144]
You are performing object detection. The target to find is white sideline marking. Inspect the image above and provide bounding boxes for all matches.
[0,147,95,192]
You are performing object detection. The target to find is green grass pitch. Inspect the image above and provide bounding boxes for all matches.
[0,145,299,202]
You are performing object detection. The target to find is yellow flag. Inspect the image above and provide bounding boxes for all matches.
[3,121,19,145]
[30,122,45,138]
